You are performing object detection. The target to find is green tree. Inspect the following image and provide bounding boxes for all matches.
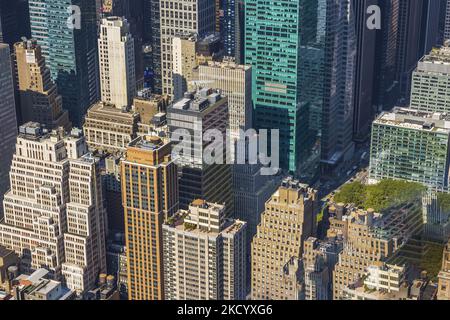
[334,182,365,207]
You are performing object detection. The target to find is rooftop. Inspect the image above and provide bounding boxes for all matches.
[86,101,139,122]
[128,135,164,151]
[203,58,251,71]
[169,88,225,113]
[374,107,450,133]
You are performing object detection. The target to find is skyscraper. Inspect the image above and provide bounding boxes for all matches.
[232,160,281,292]
[369,108,450,190]
[245,0,310,173]
[0,122,107,294]
[99,17,136,109]
[198,58,252,159]
[159,0,215,97]
[420,0,442,56]
[396,0,424,102]
[0,44,18,217]
[352,0,378,142]
[61,150,107,294]
[143,0,162,92]
[163,200,247,300]
[14,39,71,131]
[121,135,178,300]
[320,0,357,174]
[167,88,233,216]
[246,0,355,177]
[218,0,239,58]
[29,0,99,126]
[251,177,318,300]
[232,162,280,249]
[374,0,400,111]
[100,0,145,88]
[0,0,19,46]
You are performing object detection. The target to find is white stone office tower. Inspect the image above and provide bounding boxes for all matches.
[62,153,108,294]
[160,0,215,98]
[0,122,107,295]
[198,58,252,160]
[163,200,247,300]
[98,16,136,109]
[0,44,17,217]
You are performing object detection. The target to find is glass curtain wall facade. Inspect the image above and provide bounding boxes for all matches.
[29,0,99,127]
[245,0,326,179]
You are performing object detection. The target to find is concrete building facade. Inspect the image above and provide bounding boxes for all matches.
[0,122,107,294]
[99,17,136,109]
[251,177,318,300]
[163,200,246,300]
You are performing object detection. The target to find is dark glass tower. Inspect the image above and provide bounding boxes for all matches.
[352,0,378,143]
[29,0,99,127]
[219,0,237,57]
[0,0,31,47]
[374,0,400,111]
[143,0,161,93]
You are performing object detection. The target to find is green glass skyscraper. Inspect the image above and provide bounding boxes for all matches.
[245,0,356,180]
[245,0,322,176]
[29,0,99,127]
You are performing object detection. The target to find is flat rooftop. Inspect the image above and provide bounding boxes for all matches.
[128,135,165,151]
[374,107,450,133]
[86,101,138,122]
[169,88,224,113]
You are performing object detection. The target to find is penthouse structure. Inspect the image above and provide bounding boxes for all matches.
[369,108,450,190]
[0,123,107,294]
[167,88,233,216]
[251,177,319,300]
[163,200,246,300]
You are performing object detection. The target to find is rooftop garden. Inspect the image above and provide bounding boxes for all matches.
[333,179,426,212]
